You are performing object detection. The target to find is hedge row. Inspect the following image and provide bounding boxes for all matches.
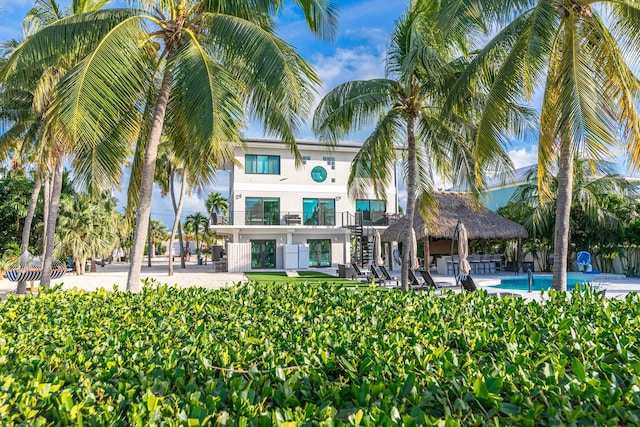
[0,282,639,425]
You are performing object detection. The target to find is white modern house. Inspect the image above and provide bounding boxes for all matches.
[212,138,399,271]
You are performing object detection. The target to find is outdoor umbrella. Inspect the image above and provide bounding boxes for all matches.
[374,230,384,266]
[458,222,471,276]
[410,228,420,270]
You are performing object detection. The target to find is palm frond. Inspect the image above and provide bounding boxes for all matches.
[53,15,153,151]
[1,9,136,85]
[347,109,402,200]
[313,79,396,144]
[168,32,244,164]
[204,12,320,162]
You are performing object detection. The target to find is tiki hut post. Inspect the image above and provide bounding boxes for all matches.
[424,237,430,271]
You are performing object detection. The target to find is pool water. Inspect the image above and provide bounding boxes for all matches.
[491,273,592,291]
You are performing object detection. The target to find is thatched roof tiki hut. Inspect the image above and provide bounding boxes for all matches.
[382,192,528,272]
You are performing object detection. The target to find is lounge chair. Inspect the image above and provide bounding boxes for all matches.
[408,268,430,289]
[379,265,399,284]
[376,265,400,287]
[370,265,390,286]
[459,274,478,292]
[418,269,460,291]
[352,263,371,282]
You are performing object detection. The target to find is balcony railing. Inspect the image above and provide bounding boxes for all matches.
[211,211,399,227]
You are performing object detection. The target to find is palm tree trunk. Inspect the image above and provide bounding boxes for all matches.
[178,223,186,268]
[17,175,41,294]
[402,116,417,291]
[40,153,64,288]
[147,212,152,267]
[42,174,51,256]
[90,252,96,272]
[127,69,173,292]
[552,139,574,291]
[168,172,186,276]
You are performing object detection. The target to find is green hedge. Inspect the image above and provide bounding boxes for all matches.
[0,282,639,425]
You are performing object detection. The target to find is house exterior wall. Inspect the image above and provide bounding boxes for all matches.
[215,138,397,269]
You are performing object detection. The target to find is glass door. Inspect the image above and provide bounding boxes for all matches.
[251,240,276,268]
[308,239,331,267]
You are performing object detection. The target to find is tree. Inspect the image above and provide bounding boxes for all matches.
[2,1,338,292]
[313,4,520,289]
[184,213,209,264]
[0,175,41,253]
[205,192,228,222]
[149,219,169,258]
[155,137,218,275]
[56,192,124,275]
[439,0,640,289]
[0,0,130,289]
[502,160,635,271]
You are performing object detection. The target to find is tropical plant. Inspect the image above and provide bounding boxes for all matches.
[438,0,640,289]
[205,192,228,220]
[148,219,169,258]
[502,160,635,272]
[313,4,522,289]
[0,175,42,254]
[155,138,218,275]
[1,283,640,424]
[55,192,123,275]
[184,212,209,264]
[0,0,131,289]
[2,1,338,292]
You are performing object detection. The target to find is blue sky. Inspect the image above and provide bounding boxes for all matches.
[0,0,543,223]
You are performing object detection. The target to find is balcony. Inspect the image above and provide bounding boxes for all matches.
[211,211,400,227]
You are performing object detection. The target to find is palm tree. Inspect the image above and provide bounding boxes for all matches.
[184,212,209,264]
[0,0,130,289]
[313,5,519,290]
[507,159,635,269]
[149,219,169,258]
[205,192,228,223]
[56,192,123,275]
[155,137,218,275]
[2,1,338,292]
[438,0,640,290]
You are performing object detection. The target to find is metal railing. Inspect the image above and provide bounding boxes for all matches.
[212,210,400,227]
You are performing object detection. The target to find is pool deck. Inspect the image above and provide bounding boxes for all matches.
[421,270,639,301]
[1,258,639,302]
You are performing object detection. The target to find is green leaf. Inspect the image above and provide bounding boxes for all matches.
[474,376,489,399]
[572,358,586,382]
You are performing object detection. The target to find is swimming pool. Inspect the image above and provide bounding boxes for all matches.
[490,273,592,291]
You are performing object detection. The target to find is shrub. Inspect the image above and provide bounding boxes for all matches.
[0,282,639,425]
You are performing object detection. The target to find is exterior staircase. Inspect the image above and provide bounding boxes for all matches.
[343,211,373,268]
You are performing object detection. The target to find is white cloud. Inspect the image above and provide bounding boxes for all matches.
[507,146,538,169]
[312,46,386,92]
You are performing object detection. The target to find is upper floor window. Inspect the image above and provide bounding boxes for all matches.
[356,199,386,225]
[303,198,335,226]
[245,155,280,175]
[246,197,280,225]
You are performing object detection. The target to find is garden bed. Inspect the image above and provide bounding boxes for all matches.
[0,282,639,425]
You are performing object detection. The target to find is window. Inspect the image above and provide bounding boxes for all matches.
[246,197,280,225]
[356,199,387,225]
[245,155,280,174]
[251,240,276,268]
[322,156,336,170]
[308,239,331,267]
[303,199,335,225]
[302,155,311,165]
